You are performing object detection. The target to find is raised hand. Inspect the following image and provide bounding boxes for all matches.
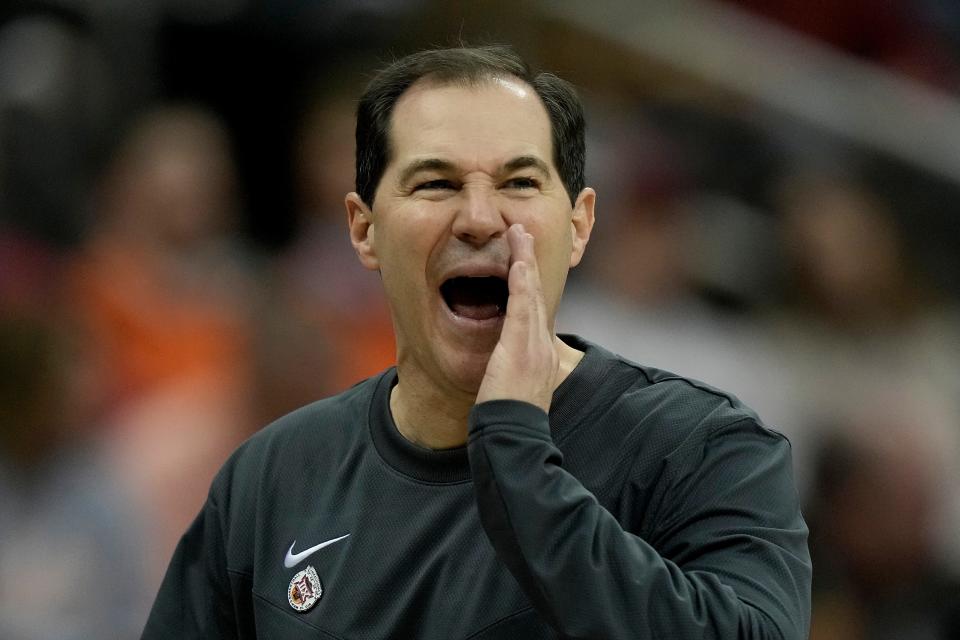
[475,223,560,413]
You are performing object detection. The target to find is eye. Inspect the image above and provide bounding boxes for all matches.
[503,177,539,190]
[414,179,456,192]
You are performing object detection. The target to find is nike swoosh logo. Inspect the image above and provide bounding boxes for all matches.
[284,534,350,569]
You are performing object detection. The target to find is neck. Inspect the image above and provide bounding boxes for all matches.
[390,380,471,450]
[390,337,585,450]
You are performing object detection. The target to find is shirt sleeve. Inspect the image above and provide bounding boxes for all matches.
[140,492,240,639]
[467,399,811,640]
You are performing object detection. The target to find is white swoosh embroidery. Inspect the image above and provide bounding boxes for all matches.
[284,534,351,569]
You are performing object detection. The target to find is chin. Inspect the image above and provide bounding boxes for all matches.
[438,345,495,397]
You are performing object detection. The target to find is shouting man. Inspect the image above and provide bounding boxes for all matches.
[143,45,811,639]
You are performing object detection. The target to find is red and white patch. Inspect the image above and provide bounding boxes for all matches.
[287,565,322,612]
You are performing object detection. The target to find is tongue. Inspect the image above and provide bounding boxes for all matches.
[451,301,501,321]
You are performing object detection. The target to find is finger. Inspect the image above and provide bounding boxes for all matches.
[523,230,548,333]
[505,225,530,310]
[513,227,548,335]
[520,231,548,344]
[504,227,553,352]
[505,255,531,327]
[506,223,531,267]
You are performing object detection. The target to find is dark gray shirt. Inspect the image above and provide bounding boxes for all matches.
[142,335,811,638]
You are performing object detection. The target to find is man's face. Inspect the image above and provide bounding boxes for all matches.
[347,77,594,395]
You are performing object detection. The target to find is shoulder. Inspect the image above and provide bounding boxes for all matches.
[630,361,764,432]
[566,335,788,461]
[610,352,795,490]
[210,373,385,503]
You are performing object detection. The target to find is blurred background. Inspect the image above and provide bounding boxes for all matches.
[1,0,959,637]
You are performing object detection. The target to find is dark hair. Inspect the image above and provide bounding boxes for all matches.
[355,45,585,207]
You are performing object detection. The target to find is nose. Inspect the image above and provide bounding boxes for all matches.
[451,186,507,246]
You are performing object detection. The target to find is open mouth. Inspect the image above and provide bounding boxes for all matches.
[440,276,508,321]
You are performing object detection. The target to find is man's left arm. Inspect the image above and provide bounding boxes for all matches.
[473,224,810,638]
[468,401,811,640]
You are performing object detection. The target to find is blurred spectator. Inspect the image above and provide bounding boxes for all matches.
[771,169,960,432]
[768,168,960,569]
[68,103,258,425]
[263,79,394,417]
[64,104,260,581]
[807,416,960,640]
[0,8,117,245]
[777,170,922,331]
[0,313,151,639]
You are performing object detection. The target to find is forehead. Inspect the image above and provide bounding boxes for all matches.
[387,77,553,169]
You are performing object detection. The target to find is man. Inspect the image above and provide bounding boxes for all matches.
[142,45,811,639]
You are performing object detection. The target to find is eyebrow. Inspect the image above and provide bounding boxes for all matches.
[398,155,552,186]
[398,158,456,186]
[502,155,551,177]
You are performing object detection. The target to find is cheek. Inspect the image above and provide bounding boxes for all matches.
[531,220,573,263]
[377,221,440,294]
[533,231,574,298]
[380,248,425,300]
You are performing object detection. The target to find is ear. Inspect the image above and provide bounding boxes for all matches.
[346,192,380,271]
[568,187,596,268]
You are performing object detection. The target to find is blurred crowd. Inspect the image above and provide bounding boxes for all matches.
[2,1,960,638]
